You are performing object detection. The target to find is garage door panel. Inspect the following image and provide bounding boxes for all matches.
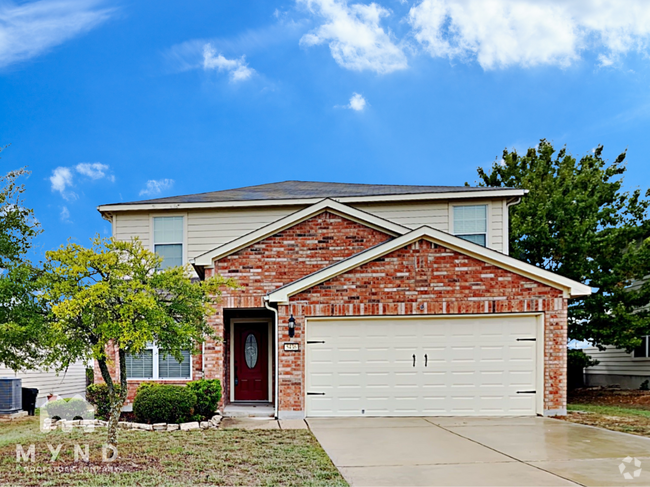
[306,316,539,417]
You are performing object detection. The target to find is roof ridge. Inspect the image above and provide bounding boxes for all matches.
[100,180,519,207]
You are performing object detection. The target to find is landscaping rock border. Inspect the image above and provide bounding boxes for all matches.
[49,413,222,432]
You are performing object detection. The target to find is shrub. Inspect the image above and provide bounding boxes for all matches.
[567,349,599,369]
[43,398,92,421]
[86,383,122,420]
[133,384,197,424]
[186,379,222,420]
[136,382,159,394]
[641,380,649,391]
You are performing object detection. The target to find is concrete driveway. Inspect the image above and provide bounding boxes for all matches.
[307,417,650,486]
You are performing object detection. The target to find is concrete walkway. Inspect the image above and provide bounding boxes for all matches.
[307,416,650,486]
[220,417,308,430]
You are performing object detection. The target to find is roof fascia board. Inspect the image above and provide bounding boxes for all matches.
[267,226,591,303]
[97,189,527,213]
[191,199,411,266]
[337,189,527,204]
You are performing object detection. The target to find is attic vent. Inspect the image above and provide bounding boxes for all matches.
[0,378,22,414]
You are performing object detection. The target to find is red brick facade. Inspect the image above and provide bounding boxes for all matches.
[97,209,570,417]
[275,239,567,416]
[198,211,392,404]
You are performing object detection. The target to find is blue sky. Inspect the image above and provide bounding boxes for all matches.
[2,0,650,258]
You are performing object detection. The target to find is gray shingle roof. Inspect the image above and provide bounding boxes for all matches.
[107,180,514,206]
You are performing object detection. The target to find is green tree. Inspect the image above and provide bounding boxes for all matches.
[40,236,236,447]
[0,145,46,371]
[473,140,650,351]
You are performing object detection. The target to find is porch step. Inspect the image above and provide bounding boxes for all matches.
[223,403,274,418]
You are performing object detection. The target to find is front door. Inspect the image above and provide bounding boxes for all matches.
[234,323,268,401]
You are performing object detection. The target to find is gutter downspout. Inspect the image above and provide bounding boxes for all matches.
[264,296,279,420]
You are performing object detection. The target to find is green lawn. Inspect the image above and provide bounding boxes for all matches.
[0,415,347,487]
[568,403,650,418]
[566,402,650,437]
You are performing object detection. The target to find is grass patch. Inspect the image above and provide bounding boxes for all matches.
[568,403,650,419]
[0,416,347,486]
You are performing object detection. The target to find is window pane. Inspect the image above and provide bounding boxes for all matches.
[634,336,648,358]
[126,350,153,378]
[153,216,183,244]
[457,234,486,247]
[159,350,191,379]
[454,205,487,234]
[155,244,183,269]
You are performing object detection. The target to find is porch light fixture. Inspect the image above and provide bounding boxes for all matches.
[288,314,296,338]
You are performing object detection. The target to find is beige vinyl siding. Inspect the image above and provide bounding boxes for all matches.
[187,206,302,257]
[111,198,509,260]
[351,201,450,232]
[0,361,88,406]
[584,347,650,377]
[113,212,151,248]
[489,200,504,253]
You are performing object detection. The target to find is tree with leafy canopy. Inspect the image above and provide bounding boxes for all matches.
[40,236,237,447]
[0,145,46,371]
[473,139,650,352]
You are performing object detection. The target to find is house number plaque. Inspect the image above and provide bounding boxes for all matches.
[283,343,300,352]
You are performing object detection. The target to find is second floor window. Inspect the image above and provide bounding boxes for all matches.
[153,216,183,268]
[453,205,487,247]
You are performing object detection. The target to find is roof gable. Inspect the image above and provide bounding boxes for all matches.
[191,199,410,267]
[265,226,592,303]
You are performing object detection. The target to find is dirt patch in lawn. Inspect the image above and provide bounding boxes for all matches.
[566,388,650,438]
[0,416,347,487]
[569,388,650,409]
[564,410,650,437]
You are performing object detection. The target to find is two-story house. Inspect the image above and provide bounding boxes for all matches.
[97,181,590,419]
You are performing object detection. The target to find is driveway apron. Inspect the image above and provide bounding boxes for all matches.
[307,417,650,486]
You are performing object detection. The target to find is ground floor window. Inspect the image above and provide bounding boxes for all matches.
[126,345,191,379]
[634,336,650,358]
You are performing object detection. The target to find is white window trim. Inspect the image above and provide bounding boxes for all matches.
[449,202,490,248]
[126,344,193,381]
[149,213,188,268]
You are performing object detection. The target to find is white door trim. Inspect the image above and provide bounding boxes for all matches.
[230,318,273,403]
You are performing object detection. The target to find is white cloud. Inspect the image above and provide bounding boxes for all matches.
[60,205,71,222]
[298,0,407,74]
[0,0,113,69]
[76,162,108,179]
[50,166,75,200]
[50,162,113,199]
[347,92,366,110]
[408,0,650,70]
[139,179,174,197]
[203,44,255,82]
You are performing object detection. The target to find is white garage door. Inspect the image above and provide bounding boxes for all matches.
[306,315,539,417]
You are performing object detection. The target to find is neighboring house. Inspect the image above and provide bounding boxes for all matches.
[96,181,590,418]
[584,278,650,389]
[0,361,88,407]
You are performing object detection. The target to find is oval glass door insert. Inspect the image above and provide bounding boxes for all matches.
[244,334,258,369]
